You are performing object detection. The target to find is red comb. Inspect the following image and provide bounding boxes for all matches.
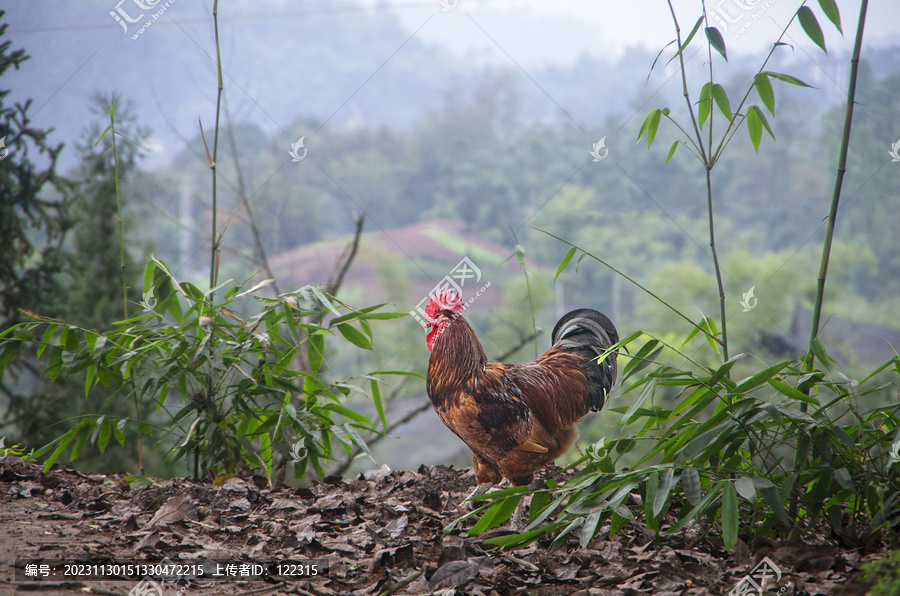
[424,290,464,321]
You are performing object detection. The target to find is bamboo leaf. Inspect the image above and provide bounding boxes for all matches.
[370,379,386,430]
[712,84,732,121]
[469,495,523,535]
[555,248,577,281]
[308,332,325,372]
[682,467,702,505]
[665,141,678,165]
[734,476,756,502]
[797,6,826,53]
[647,108,662,147]
[705,27,727,61]
[580,510,603,548]
[754,73,775,115]
[746,105,762,153]
[623,339,661,378]
[668,16,704,65]
[654,468,675,517]
[763,71,814,88]
[698,83,712,129]
[645,472,659,529]
[768,378,820,405]
[98,416,111,454]
[337,323,372,350]
[637,109,660,145]
[722,481,739,551]
[818,0,842,34]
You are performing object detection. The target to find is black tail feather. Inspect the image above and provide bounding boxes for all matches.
[551,309,618,411]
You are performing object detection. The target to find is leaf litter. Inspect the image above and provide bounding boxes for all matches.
[0,456,880,595]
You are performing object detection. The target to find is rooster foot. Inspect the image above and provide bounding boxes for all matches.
[459,482,493,511]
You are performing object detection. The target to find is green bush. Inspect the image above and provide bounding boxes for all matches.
[465,329,900,551]
[0,258,406,481]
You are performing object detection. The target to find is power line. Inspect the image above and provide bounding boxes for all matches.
[8,0,513,34]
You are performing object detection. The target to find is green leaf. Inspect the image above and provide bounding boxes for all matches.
[797,6,826,54]
[307,332,324,372]
[0,341,21,377]
[115,419,126,446]
[682,467,702,505]
[645,472,659,529]
[484,526,550,549]
[705,27,727,61]
[735,360,789,393]
[555,248,577,282]
[768,378,820,405]
[654,468,675,517]
[712,84,732,121]
[746,105,762,153]
[95,124,113,146]
[759,485,791,524]
[722,481,739,551]
[698,83,712,129]
[370,379,386,430]
[337,324,372,350]
[647,40,676,81]
[47,346,64,382]
[469,495,523,535]
[818,0,842,34]
[762,71,814,88]
[754,73,775,115]
[665,141,678,165]
[647,108,662,147]
[734,476,756,502]
[580,510,603,548]
[668,16,704,65]
[343,423,375,464]
[809,338,833,370]
[528,490,550,524]
[322,402,373,427]
[637,108,662,147]
[98,416,111,454]
[623,339,661,378]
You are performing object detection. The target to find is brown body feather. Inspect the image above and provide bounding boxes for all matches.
[426,310,617,486]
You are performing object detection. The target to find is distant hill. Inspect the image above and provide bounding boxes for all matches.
[268,218,526,313]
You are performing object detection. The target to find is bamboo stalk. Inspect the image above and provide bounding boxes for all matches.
[807,0,869,363]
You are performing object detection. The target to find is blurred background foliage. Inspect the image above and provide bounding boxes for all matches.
[1,1,899,477]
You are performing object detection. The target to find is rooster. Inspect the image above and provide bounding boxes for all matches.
[424,291,618,496]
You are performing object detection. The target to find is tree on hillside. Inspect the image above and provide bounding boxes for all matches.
[0,15,75,447]
[0,16,73,329]
[66,93,146,329]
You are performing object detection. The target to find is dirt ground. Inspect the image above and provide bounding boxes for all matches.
[0,455,884,595]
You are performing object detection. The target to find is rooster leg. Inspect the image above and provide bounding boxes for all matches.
[461,482,493,510]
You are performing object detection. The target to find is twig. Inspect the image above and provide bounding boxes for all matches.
[501,553,539,572]
[207,0,224,295]
[224,104,280,296]
[378,568,424,596]
[326,212,365,296]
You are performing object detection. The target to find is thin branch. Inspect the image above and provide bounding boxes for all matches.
[108,99,128,321]
[224,103,280,295]
[208,0,224,294]
[326,212,365,296]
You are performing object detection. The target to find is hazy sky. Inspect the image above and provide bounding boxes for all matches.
[363,0,900,67]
